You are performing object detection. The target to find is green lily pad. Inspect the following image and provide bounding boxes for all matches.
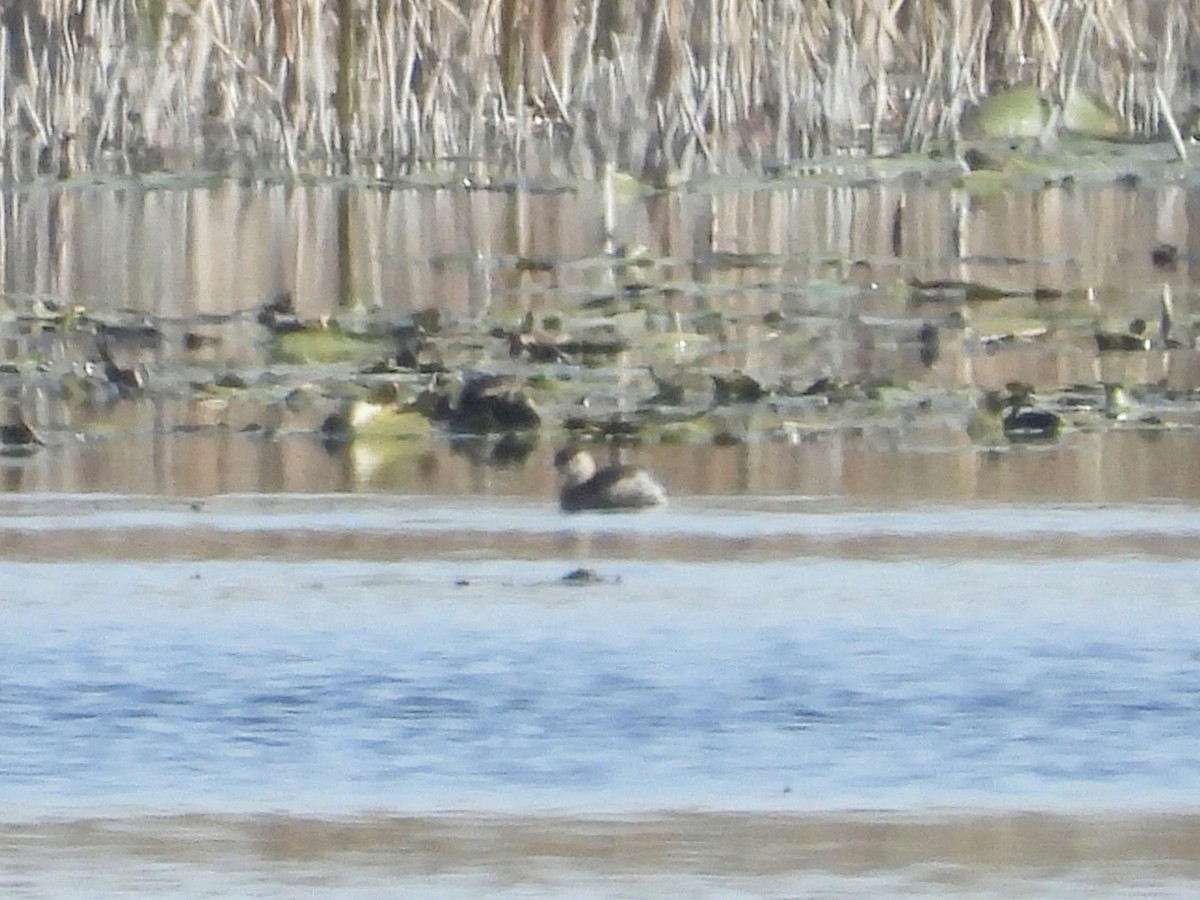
[273,328,388,365]
[351,408,432,440]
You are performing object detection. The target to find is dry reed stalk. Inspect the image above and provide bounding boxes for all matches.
[336,0,355,167]
[0,0,1194,181]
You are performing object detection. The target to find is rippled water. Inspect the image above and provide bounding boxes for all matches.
[4,496,1200,896]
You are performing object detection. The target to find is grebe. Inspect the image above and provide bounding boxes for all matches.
[554,447,666,512]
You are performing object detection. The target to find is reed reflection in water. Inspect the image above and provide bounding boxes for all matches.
[0,174,1193,499]
[0,175,1190,319]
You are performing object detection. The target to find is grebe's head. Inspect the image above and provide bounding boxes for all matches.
[554,446,597,485]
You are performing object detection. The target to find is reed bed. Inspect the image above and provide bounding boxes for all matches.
[1,0,1197,182]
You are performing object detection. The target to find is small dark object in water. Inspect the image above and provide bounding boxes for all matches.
[451,374,540,433]
[1095,329,1150,352]
[393,323,429,369]
[411,307,441,334]
[891,200,903,256]
[554,447,666,512]
[97,319,163,349]
[800,376,857,403]
[712,431,742,447]
[1151,243,1179,271]
[509,330,569,363]
[802,376,841,396]
[1032,287,1063,301]
[0,420,43,454]
[918,322,939,368]
[970,386,1062,444]
[962,147,1002,171]
[909,278,1014,303]
[183,331,221,351]
[96,335,145,397]
[214,371,247,389]
[1004,407,1062,441]
[562,567,605,585]
[712,371,765,405]
[319,412,353,445]
[504,311,570,363]
[257,292,304,334]
[1000,383,1061,441]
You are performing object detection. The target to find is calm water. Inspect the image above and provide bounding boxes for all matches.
[3,493,1200,896]
[4,169,1200,894]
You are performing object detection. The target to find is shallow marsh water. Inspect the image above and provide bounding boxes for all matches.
[5,165,1200,896]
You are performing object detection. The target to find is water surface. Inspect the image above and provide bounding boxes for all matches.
[4,170,1200,895]
[4,492,1200,896]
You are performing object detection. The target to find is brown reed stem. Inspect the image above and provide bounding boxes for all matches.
[0,0,1188,181]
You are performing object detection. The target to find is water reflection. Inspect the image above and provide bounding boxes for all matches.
[0,175,1189,319]
[0,173,1193,499]
[0,414,1195,502]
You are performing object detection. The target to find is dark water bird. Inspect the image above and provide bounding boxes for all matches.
[554,447,666,512]
[0,418,43,455]
[1095,317,1151,352]
[1000,383,1062,441]
[711,371,766,405]
[393,322,429,369]
[1004,405,1062,441]
[451,374,540,433]
[256,292,304,334]
[96,334,145,397]
[968,386,1062,444]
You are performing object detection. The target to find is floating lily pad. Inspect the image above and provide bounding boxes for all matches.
[351,408,433,440]
[272,328,388,365]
